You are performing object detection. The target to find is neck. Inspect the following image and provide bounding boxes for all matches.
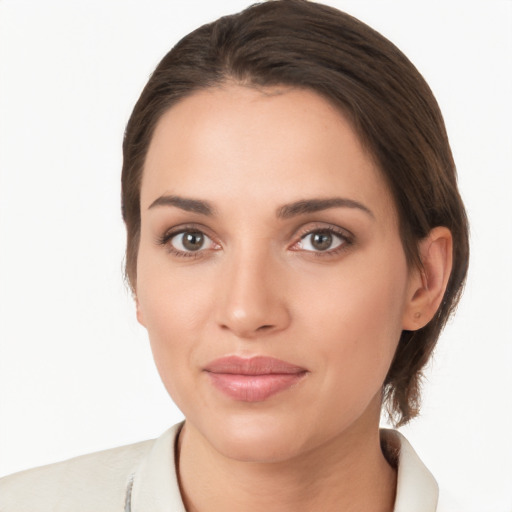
[177,401,396,512]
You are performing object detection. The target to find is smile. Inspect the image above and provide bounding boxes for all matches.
[203,356,308,402]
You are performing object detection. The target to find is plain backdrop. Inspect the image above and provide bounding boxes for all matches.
[0,1,511,510]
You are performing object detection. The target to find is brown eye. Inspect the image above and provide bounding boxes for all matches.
[298,230,344,252]
[182,232,204,251]
[170,231,213,252]
[311,232,333,251]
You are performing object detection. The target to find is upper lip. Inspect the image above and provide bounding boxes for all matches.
[204,356,307,375]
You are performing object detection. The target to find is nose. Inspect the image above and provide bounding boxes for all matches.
[215,247,291,339]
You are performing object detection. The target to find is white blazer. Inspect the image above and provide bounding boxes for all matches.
[0,423,441,511]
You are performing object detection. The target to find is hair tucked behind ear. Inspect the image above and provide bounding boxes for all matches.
[121,0,469,426]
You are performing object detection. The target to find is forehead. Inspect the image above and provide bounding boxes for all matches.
[141,84,396,222]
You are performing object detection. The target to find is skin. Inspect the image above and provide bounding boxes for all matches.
[135,84,452,511]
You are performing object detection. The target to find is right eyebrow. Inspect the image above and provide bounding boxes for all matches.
[276,197,374,219]
[147,195,214,216]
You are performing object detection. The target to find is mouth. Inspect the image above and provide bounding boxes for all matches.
[203,356,308,402]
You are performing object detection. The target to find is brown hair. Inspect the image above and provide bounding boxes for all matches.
[121,0,469,426]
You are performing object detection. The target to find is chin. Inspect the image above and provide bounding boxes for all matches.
[197,409,313,463]
[215,432,306,464]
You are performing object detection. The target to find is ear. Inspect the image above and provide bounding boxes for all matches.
[135,296,146,327]
[402,226,453,330]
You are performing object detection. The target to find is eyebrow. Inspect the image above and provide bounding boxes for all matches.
[147,194,373,219]
[148,195,214,216]
[277,197,374,219]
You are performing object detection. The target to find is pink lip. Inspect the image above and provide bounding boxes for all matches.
[204,356,307,402]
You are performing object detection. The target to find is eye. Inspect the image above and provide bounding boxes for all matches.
[296,229,345,252]
[168,230,217,254]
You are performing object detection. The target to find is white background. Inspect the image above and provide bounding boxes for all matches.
[0,1,511,510]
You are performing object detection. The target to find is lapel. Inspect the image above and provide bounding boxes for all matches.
[128,422,186,512]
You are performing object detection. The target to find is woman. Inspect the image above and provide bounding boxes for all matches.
[0,1,469,510]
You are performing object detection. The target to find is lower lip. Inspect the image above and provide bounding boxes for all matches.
[206,372,306,402]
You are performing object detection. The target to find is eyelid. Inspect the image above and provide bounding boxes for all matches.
[289,223,354,253]
[156,223,221,257]
[155,221,354,257]
[157,223,216,242]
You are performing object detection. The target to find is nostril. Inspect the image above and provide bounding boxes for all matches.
[256,324,274,332]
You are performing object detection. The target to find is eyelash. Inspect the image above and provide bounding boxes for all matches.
[156,225,218,259]
[292,224,354,257]
[156,224,354,259]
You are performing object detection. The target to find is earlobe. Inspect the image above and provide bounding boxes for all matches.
[135,296,146,327]
[402,226,453,330]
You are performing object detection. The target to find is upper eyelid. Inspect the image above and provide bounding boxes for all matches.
[300,230,346,241]
[159,228,220,257]
[294,222,354,240]
[288,223,354,252]
[160,223,217,240]
[171,231,217,248]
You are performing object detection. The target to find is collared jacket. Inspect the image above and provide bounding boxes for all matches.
[0,423,444,511]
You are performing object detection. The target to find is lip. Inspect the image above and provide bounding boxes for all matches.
[203,356,308,402]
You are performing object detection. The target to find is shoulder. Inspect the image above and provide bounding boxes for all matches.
[0,438,154,512]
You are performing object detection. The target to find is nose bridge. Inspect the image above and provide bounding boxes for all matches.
[216,241,289,337]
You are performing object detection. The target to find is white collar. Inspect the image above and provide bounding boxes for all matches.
[127,423,438,512]
[381,429,439,511]
[128,423,186,512]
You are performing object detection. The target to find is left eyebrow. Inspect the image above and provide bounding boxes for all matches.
[276,197,374,219]
[148,195,214,216]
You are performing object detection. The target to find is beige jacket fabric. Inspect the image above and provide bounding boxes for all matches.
[0,423,439,512]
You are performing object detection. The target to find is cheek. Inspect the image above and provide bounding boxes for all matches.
[296,250,408,394]
[136,241,215,331]
[135,252,216,401]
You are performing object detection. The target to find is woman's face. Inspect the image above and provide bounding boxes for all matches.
[136,85,419,462]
